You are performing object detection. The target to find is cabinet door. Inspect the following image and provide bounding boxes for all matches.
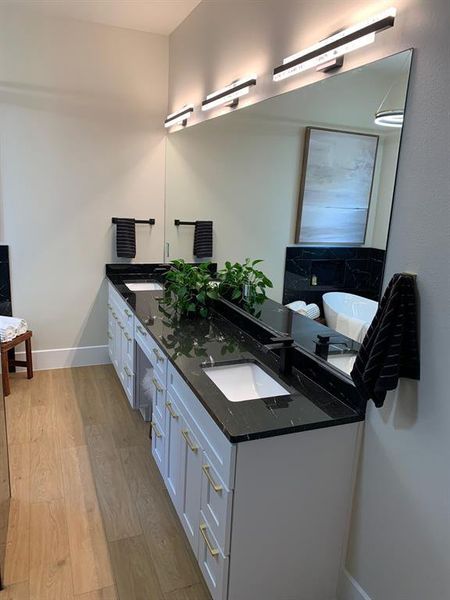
[122,328,134,372]
[152,372,166,426]
[151,420,165,477]
[164,392,183,513]
[179,418,203,555]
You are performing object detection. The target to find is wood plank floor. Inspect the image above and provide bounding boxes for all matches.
[1,365,211,600]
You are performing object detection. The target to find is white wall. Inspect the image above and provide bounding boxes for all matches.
[0,8,168,365]
[169,1,450,599]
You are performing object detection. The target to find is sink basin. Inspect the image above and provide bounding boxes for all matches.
[125,282,163,292]
[203,362,290,402]
[327,354,357,375]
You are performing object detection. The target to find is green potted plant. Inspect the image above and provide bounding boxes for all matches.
[217,258,273,309]
[163,259,219,318]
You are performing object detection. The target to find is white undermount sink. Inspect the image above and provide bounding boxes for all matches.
[203,362,291,402]
[125,282,163,292]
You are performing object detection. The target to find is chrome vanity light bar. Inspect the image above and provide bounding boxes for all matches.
[201,75,257,111]
[164,104,195,128]
[273,7,397,82]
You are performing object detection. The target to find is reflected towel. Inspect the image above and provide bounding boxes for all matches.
[351,273,420,407]
[193,221,213,258]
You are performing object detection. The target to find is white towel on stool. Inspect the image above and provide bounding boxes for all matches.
[285,300,307,312]
[0,316,28,342]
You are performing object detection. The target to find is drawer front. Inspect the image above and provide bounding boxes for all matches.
[168,364,235,490]
[151,344,167,382]
[151,419,165,477]
[201,453,233,555]
[152,371,166,428]
[121,326,134,372]
[179,418,203,554]
[198,511,229,600]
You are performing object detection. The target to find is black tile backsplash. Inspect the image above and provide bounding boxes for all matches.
[0,247,11,316]
[283,246,385,309]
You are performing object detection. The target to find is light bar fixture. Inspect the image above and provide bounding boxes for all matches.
[164,104,194,128]
[273,7,397,82]
[202,75,257,111]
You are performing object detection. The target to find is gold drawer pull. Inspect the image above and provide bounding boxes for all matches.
[181,429,198,453]
[152,348,165,362]
[151,421,162,438]
[124,365,132,377]
[199,523,219,557]
[124,308,132,317]
[202,464,223,492]
[112,311,118,320]
[152,377,164,393]
[107,303,112,310]
[137,324,147,336]
[107,333,113,340]
[124,332,132,341]
[118,322,124,330]
[165,401,179,419]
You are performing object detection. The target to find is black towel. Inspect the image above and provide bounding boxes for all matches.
[115,218,136,258]
[351,273,420,407]
[193,221,213,258]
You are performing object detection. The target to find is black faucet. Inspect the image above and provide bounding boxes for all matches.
[314,334,355,360]
[264,335,295,376]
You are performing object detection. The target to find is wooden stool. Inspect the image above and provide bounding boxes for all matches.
[1,330,33,396]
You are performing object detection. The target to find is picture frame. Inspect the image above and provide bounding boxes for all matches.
[295,127,379,245]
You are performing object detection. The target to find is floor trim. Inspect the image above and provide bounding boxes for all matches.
[337,569,373,600]
[15,344,110,370]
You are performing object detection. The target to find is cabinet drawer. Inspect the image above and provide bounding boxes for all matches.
[151,371,166,428]
[134,320,168,384]
[151,419,165,477]
[201,453,233,555]
[198,511,229,600]
[168,364,236,490]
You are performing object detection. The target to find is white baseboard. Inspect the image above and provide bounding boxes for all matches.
[337,569,372,600]
[15,344,110,371]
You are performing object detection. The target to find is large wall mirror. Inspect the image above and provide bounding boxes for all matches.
[165,50,412,378]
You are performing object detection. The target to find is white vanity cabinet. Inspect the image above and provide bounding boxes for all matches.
[107,284,360,600]
[108,283,135,407]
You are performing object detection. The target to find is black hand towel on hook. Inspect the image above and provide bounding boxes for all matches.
[193,221,213,259]
[351,273,420,407]
[115,218,136,258]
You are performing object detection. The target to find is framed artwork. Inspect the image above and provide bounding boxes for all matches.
[295,127,379,244]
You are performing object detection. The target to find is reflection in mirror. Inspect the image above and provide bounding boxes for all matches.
[165,51,412,378]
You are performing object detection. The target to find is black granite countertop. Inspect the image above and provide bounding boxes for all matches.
[107,269,363,443]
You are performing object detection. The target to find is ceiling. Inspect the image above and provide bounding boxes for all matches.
[6,0,202,35]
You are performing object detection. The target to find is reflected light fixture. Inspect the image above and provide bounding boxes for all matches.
[374,109,403,127]
[201,75,257,111]
[164,104,194,128]
[273,7,397,82]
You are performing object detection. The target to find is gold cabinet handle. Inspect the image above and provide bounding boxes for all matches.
[118,322,124,330]
[124,331,132,341]
[202,464,223,493]
[107,332,113,340]
[165,401,179,419]
[124,308,132,317]
[137,324,147,336]
[112,311,118,320]
[124,365,132,377]
[107,303,112,310]
[151,421,162,438]
[199,523,219,557]
[181,429,198,453]
[152,347,165,362]
[152,377,164,393]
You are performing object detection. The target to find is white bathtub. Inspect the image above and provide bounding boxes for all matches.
[323,292,378,343]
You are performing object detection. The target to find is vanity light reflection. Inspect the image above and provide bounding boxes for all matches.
[201,75,257,111]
